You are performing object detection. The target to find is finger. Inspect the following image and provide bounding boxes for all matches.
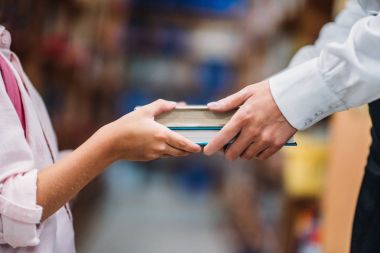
[241,142,269,160]
[225,129,255,161]
[142,99,177,117]
[164,145,191,157]
[203,118,241,156]
[207,88,250,112]
[256,145,282,160]
[166,130,201,153]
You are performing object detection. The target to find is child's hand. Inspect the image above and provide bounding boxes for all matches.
[105,99,201,161]
[37,99,200,221]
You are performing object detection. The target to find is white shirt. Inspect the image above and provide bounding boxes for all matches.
[0,27,75,252]
[269,0,380,130]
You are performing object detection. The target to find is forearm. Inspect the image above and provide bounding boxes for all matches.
[270,12,380,130]
[37,124,117,221]
[36,100,201,221]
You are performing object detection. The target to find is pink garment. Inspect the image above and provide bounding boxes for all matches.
[0,53,26,132]
[0,26,75,252]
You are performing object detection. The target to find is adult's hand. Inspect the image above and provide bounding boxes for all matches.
[203,80,296,160]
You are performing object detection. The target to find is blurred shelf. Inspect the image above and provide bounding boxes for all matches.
[128,10,249,33]
[282,196,321,253]
[130,0,250,19]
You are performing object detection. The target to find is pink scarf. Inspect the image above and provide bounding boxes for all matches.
[0,54,26,133]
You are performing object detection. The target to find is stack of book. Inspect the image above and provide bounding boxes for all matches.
[156,105,297,147]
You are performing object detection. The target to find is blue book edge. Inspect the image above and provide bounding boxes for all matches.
[169,126,223,131]
[168,127,297,147]
[196,142,298,147]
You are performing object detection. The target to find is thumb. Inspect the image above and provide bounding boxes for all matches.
[207,87,251,112]
[142,99,177,117]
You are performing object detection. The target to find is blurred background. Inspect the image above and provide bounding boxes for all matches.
[0,0,372,252]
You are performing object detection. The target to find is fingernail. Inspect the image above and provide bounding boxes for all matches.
[207,102,218,108]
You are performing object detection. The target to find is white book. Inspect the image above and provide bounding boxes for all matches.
[172,129,222,146]
[155,105,236,127]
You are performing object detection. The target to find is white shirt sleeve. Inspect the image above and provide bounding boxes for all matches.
[289,0,367,67]
[269,2,380,130]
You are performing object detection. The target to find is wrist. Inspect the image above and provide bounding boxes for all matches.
[91,123,122,164]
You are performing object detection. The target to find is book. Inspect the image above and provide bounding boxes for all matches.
[155,105,297,147]
[155,105,235,127]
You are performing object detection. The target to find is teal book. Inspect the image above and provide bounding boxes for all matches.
[156,106,297,147]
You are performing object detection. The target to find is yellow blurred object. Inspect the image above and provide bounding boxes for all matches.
[334,0,348,16]
[283,133,328,198]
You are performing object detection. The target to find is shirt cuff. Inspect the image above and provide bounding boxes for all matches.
[269,58,346,130]
[0,169,43,248]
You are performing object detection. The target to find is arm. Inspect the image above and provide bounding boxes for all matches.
[270,9,380,130]
[37,99,201,220]
[288,0,366,67]
[204,4,380,160]
[0,98,200,248]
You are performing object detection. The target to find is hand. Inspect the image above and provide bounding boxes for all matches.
[203,80,296,161]
[37,99,201,221]
[105,99,201,161]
